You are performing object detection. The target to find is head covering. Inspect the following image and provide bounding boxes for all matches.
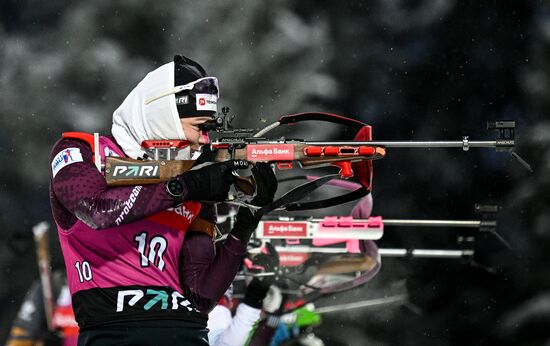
[111,55,218,160]
[174,55,219,118]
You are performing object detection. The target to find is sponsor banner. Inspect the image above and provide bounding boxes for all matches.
[278,252,309,267]
[195,93,217,111]
[247,144,294,161]
[52,148,84,177]
[110,163,160,179]
[263,222,308,237]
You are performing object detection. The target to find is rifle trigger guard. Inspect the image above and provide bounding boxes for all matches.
[333,161,354,178]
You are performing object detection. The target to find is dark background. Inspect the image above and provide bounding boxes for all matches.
[1,1,548,345]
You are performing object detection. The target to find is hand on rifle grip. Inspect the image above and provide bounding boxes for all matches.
[230,163,278,243]
[174,160,248,203]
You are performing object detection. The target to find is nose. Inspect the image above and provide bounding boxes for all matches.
[199,131,210,144]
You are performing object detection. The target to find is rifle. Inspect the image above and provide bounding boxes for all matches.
[103,110,529,212]
[237,203,502,315]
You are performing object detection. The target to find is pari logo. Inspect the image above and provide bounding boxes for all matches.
[198,98,206,106]
[111,163,160,179]
[52,147,83,178]
[263,222,308,237]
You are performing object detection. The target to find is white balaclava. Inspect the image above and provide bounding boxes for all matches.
[111,61,190,160]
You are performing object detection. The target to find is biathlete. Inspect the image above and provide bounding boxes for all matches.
[49,55,276,345]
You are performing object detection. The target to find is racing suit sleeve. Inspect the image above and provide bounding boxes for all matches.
[50,138,177,230]
[180,232,247,312]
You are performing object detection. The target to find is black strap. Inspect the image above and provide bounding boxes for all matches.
[285,187,370,211]
[259,174,340,214]
[272,176,370,211]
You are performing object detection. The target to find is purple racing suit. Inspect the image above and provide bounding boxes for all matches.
[49,135,246,331]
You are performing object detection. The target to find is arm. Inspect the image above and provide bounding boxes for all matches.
[180,163,277,312]
[51,138,176,230]
[179,232,247,312]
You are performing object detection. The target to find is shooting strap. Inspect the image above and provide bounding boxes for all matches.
[272,176,370,212]
[259,174,340,214]
[285,186,370,211]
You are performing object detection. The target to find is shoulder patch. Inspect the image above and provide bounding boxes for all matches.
[52,148,84,177]
[104,146,119,157]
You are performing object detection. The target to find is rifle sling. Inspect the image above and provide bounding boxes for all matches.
[284,186,370,211]
[259,174,339,214]
[262,175,369,212]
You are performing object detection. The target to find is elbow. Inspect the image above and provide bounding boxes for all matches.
[74,210,115,230]
[74,198,126,230]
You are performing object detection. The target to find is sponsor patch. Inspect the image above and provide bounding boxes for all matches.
[247,144,295,161]
[104,146,119,157]
[195,93,217,112]
[263,222,308,237]
[175,95,189,105]
[278,253,309,267]
[115,186,143,226]
[110,163,160,179]
[52,148,83,177]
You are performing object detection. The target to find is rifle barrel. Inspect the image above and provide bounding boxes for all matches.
[306,140,498,148]
[249,246,474,258]
[379,248,474,258]
[315,294,408,314]
[380,219,481,227]
[310,218,481,228]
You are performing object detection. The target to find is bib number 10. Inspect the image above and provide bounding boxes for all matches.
[134,232,167,271]
[75,261,93,283]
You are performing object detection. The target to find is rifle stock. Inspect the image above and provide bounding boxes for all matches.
[105,143,385,195]
[105,156,256,195]
[105,157,196,186]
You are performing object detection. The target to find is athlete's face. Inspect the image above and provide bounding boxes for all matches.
[179,117,211,149]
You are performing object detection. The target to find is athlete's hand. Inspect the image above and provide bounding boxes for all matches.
[231,163,277,243]
[250,163,278,207]
[177,160,248,202]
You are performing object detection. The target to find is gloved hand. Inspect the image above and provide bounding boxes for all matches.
[169,160,248,203]
[245,242,281,310]
[249,163,278,207]
[231,163,277,242]
[243,277,271,309]
[250,242,280,279]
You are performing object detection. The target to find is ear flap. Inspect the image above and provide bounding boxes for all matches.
[351,125,374,190]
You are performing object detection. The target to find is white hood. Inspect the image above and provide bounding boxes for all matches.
[112,61,191,160]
